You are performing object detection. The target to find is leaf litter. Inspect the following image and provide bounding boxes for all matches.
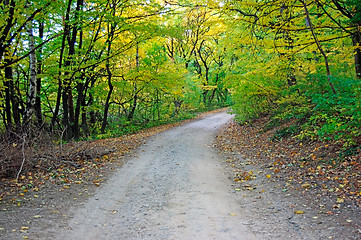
[215,117,360,239]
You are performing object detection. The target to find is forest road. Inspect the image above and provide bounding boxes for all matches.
[55,111,259,240]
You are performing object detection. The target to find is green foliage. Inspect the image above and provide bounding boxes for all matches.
[226,71,278,123]
[92,108,199,140]
[297,76,361,145]
[271,124,302,142]
[221,0,361,149]
[142,44,167,67]
[1,0,358,149]
[346,0,361,24]
[269,73,361,146]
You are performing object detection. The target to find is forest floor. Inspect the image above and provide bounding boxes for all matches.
[215,116,361,239]
[0,110,360,239]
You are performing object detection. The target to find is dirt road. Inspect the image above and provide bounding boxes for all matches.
[2,111,359,239]
[52,111,260,239]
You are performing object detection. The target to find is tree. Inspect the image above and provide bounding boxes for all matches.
[219,0,361,144]
[0,0,53,131]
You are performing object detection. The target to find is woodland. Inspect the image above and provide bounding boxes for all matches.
[0,0,360,184]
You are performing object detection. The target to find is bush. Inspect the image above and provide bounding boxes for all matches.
[275,74,361,146]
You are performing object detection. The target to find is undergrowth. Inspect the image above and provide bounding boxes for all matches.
[271,75,361,149]
[232,73,361,161]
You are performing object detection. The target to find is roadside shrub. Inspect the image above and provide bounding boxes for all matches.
[275,74,361,146]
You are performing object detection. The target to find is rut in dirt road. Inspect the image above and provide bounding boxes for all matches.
[55,111,258,240]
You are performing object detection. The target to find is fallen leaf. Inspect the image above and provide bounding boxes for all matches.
[336,198,344,203]
[294,210,305,214]
[301,183,310,188]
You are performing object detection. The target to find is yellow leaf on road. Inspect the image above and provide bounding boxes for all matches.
[336,198,344,203]
[301,183,310,188]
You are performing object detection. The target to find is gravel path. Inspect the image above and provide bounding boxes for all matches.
[55,111,258,240]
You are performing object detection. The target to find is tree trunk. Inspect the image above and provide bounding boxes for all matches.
[197,40,211,106]
[9,66,20,128]
[101,10,116,133]
[127,86,138,121]
[73,82,84,139]
[51,0,72,129]
[62,87,70,139]
[173,99,183,116]
[1,0,15,131]
[0,0,16,62]
[51,78,62,128]
[301,0,336,94]
[88,92,96,124]
[61,0,83,140]
[209,74,218,104]
[81,97,89,136]
[202,87,208,106]
[4,66,12,130]
[67,0,83,132]
[72,0,84,140]
[101,73,113,133]
[23,26,37,126]
[35,20,44,126]
[352,31,361,79]
[128,42,139,121]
